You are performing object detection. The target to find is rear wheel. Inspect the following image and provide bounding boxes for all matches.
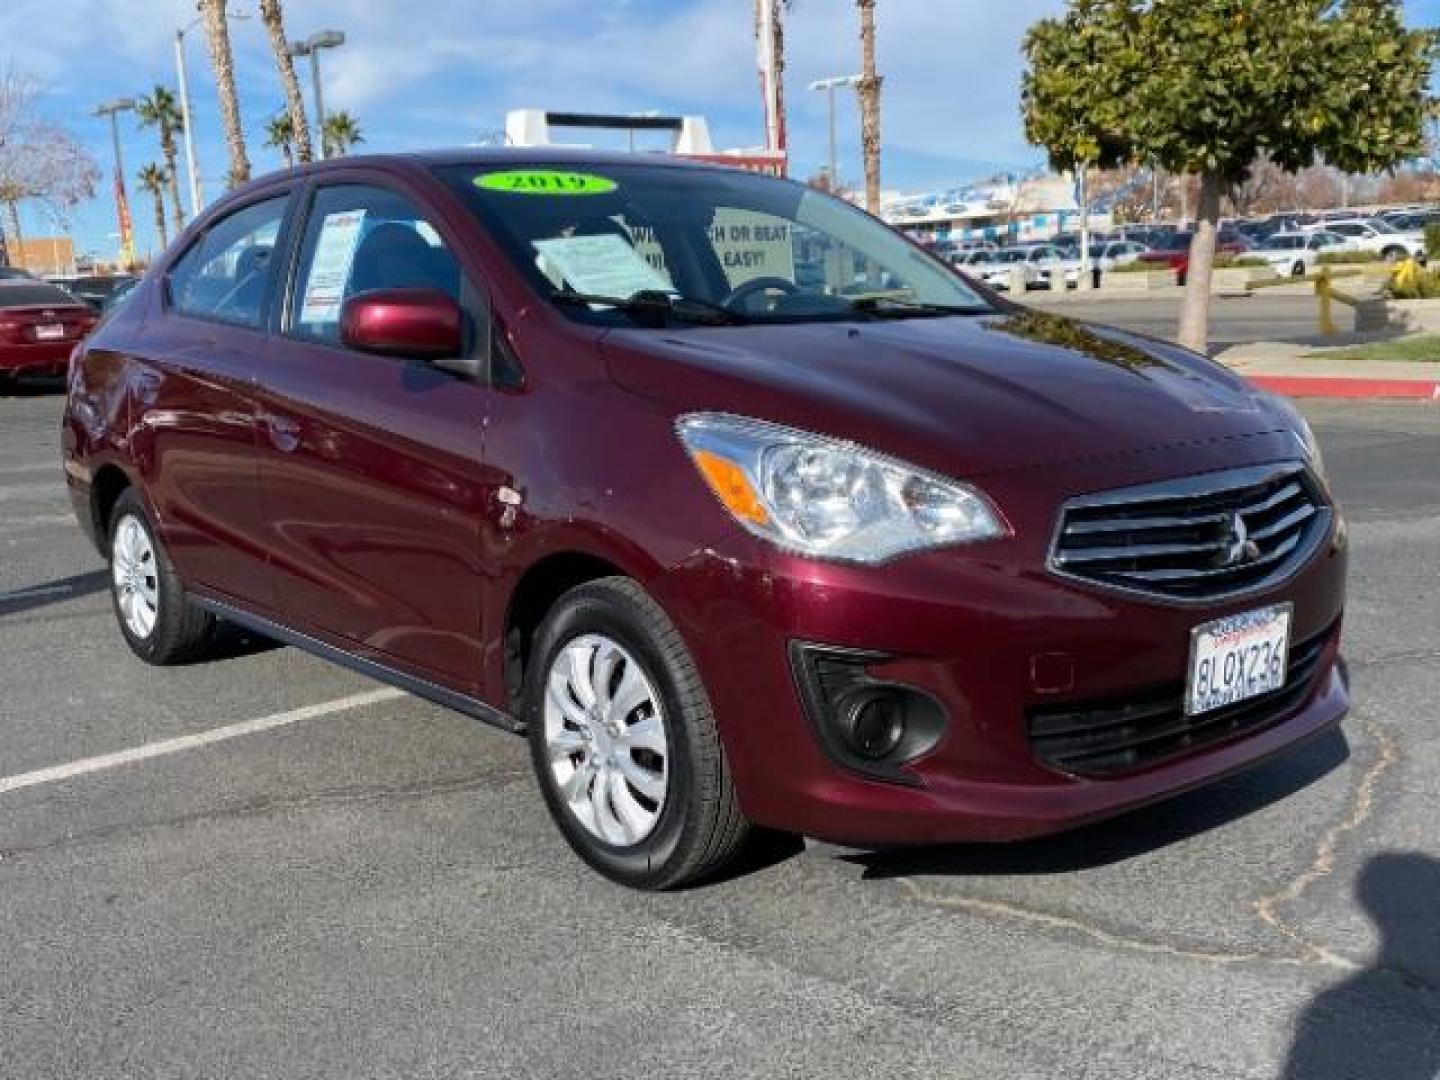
[524,577,750,889]
[108,489,215,665]
[1293,261,1307,278]
[1382,247,1406,264]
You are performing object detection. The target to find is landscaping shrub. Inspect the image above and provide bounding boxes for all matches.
[1317,251,1382,265]
[1387,259,1440,299]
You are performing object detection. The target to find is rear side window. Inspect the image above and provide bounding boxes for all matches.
[168,196,289,328]
[0,284,84,308]
[288,184,462,343]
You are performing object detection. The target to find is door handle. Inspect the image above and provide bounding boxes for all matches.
[262,412,302,454]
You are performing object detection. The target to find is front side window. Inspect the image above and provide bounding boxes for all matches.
[435,163,990,327]
[289,184,463,343]
[168,196,289,328]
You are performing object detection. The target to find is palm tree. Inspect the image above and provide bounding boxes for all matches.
[197,0,251,187]
[856,0,883,215]
[135,85,187,234]
[322,112,363,157]
[753,0,791,154]
[137,163,169,253]
[258,0,314,164]
[264,112,296,168]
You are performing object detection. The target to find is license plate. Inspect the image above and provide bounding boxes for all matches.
[1186,604,1292,716]
[34,324,65,341]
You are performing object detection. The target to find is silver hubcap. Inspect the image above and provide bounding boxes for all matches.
[112,515,159,640]
[543,634,668,847]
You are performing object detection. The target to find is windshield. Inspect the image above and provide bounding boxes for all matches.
[0,283,84,309]
[436,162,991,326]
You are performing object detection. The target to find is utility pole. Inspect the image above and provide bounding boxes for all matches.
[289,30,346,159]
[808,75,861,191]
[93,98,137,268]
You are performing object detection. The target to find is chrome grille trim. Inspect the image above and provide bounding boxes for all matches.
[1048,461,1332,603]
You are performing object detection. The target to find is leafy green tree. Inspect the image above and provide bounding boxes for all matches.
[264,112,296,168]
[135,86,186,234]
[137,163,169,252]
[1023,0,1437,351]
[322,112,363,157]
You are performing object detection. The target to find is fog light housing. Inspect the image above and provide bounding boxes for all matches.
[789,642,949,784]
[843,691,907,760]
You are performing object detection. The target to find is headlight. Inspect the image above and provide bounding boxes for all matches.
[1269,396,1328,485]
[676,414,1008,563]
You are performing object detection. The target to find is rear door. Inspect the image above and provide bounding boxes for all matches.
[253,178,491,693]
[132,192,293,610]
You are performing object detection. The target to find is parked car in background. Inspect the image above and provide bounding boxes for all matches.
[1055,240,1150,288]
[1248,231,1350,277]
[61,150,1349,890]
[1138,230,1251,285]
[1,266,39,281]
[976,245,1064,290]
[0,280,97,390]
[48,274,139,313]
[1314,218,1426,263]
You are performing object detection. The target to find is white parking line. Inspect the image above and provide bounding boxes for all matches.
[0,482,64,502]
[0,688,407,796]
[0,463,61,477]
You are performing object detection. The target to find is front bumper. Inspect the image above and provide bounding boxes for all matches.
[652,441,1349,846]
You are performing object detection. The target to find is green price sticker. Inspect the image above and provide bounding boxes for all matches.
[475,170,618,196]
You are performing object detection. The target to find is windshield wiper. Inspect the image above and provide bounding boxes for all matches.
[846,296,992,318]
[551,289,749,326]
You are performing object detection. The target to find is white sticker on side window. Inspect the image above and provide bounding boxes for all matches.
[299,209,367,325]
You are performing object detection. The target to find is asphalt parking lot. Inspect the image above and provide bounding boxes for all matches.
[1026,291,1351,349]
[2,384,1437,1079]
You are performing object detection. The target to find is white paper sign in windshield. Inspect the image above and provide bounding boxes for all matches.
[629,209,795,289]
[300,209,367,325]
[533,234,675,299]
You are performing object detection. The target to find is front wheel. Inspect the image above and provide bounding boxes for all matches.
[524,577,750,889]
[108,489,216,665]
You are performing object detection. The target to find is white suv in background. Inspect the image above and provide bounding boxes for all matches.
[1250,231,1350,277]
[1318,218,1427,263]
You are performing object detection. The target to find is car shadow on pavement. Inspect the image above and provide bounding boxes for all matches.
[0,375,66,397]
[852,727,1350,879]
[0,569,109,618]
[1280,852,1440,1079]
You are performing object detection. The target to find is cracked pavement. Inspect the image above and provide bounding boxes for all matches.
[1,388,1437,1079]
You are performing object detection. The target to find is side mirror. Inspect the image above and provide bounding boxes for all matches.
[340,288,465,362]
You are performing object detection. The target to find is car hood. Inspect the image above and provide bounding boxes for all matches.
[602,309,1289,479]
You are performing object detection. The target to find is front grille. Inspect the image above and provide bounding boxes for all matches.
[1027,626,1334,777]
[1050,462,1330,602]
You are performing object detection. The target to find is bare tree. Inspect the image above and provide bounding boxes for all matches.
[0,68,99,267]
[258,0,314,164]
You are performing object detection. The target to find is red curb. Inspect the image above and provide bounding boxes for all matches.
[1245,375,1440,400]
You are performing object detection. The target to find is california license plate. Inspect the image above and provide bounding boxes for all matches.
[1186,604,1292,716]
[35,324,65,341]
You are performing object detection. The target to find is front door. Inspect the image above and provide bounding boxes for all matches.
[252,181,490,693]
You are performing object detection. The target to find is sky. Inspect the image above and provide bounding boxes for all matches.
[3,0,1440,263]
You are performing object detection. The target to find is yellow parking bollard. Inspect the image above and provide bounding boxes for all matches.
[1315,268,1337,337]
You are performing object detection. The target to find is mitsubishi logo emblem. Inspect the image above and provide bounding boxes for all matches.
[1219,513,1262,567]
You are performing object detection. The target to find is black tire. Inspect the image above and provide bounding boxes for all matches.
[1293,261,1307,278]
[524,577,750,889]
[1382,247,1406,264]
[107,488,216,665]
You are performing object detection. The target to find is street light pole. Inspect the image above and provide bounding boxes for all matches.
[290,30,346,160]
[93,98,137,268]
[173,29,203,216]
[808,75,861,191]
[175,10,250,215]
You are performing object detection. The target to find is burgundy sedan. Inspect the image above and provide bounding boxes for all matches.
[62,151,1348,889]
[0,280,97,389]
